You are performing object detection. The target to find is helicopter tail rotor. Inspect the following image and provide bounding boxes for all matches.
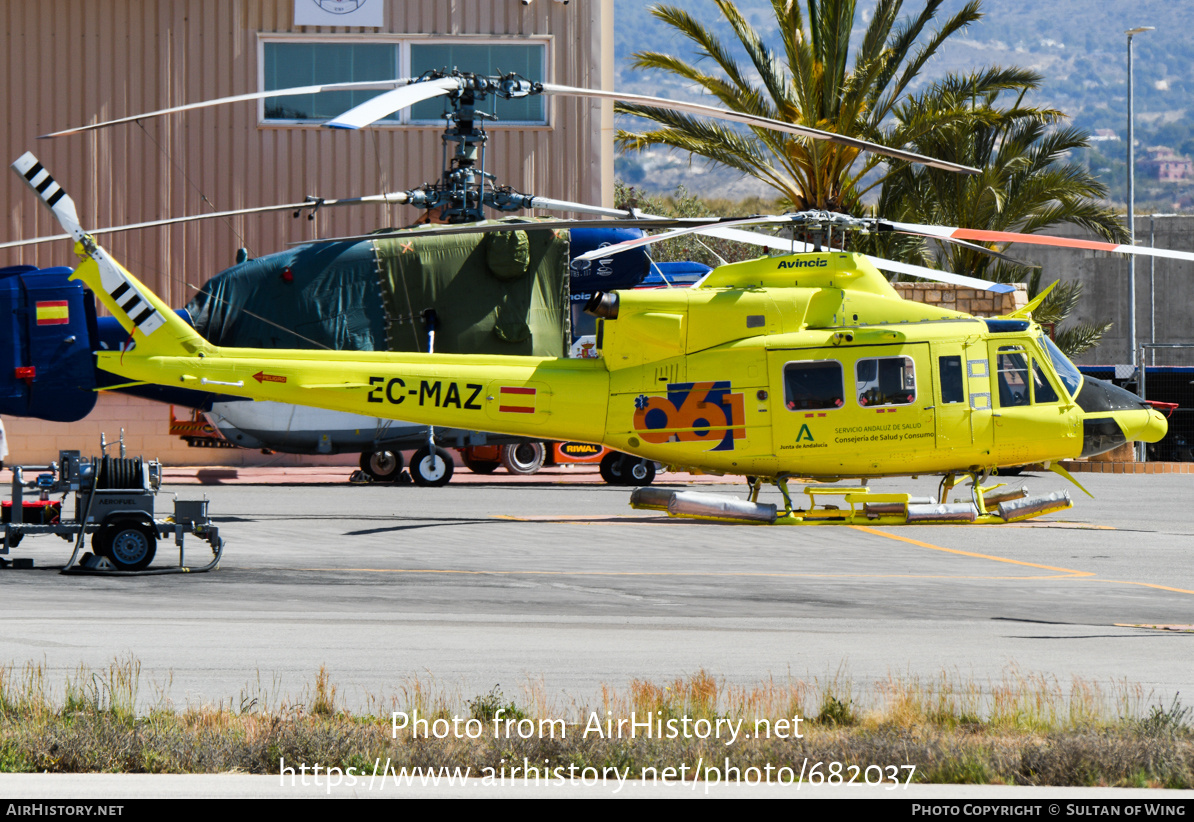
[11,153,201,349]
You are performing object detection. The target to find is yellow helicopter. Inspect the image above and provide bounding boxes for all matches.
[11,149,1173,527]
[10,71,1183,526]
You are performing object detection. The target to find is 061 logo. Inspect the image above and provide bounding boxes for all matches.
[633,381,745,451]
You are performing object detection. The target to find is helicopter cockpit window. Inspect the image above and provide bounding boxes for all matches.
[996,347,1031,406]
[1041,335,1083,397]
[856,356,916,407]
[784,361,844,411]
[1033,362,1060,404]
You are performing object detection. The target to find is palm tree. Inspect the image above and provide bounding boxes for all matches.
[868,72,1128,355]
[616,0,985,212]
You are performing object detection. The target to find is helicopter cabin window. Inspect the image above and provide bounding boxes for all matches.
[260,39,548,125]
[784,361,844,411]
[856,356,916,407]
[939,355,964,404]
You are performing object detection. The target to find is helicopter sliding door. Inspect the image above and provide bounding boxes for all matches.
[768,342,935,475]
[929,340,994,458]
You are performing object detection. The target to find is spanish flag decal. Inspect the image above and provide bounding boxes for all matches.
[36,300,69,325]
[498,386,536,414]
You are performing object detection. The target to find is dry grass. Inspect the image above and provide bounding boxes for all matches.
[0,658,1190,786]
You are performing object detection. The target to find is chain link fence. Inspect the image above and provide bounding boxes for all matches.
[1080,348,1194,462]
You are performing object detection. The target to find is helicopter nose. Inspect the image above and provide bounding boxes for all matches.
[1129,405,1169,444]
[1074,376,1168,457]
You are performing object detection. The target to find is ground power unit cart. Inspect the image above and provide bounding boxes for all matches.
[1,449,223,574]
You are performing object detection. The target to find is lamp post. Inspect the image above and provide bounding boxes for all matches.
[1126,26,1153,370]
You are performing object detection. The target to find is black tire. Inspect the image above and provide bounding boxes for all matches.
[359,450,404,482]
[410,446,454,487]
[98,519,157,571]
[623,458,657,486]
[500,442,546,475]
[461,454,501,474]
[599,451,626,485]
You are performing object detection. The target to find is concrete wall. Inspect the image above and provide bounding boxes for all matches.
[1008,217,1194,366]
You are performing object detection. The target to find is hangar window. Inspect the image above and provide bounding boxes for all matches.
[856,356,916,407]
[260,38,548,125]
[784,361,844,411]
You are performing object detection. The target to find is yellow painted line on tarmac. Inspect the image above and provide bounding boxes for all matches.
[303,568,1081,580]
[1101,580,1194,596]
[852,526,1194,597]
[1116,623,1194,632]
[849,526,1094,576]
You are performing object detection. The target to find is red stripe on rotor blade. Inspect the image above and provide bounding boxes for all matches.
[949,229,1120,251]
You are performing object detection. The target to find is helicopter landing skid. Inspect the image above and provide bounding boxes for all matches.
[629,478,1072,525]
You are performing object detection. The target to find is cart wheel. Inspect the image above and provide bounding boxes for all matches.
[500,442,546,475]
[624,458,656,486]
[99,520,157,572]
[410,446,454,487]
[599,451,626,485]
[5,531,22,549]
[359,449,404,482]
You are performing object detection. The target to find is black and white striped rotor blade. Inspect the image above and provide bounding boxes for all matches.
[325,78,461,129]
[540,84,981,176]
[10,152,166,336]
[39,79,415,139]
[11,152,84,238]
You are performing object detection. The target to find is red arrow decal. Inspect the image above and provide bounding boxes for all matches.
[252,371,287,384]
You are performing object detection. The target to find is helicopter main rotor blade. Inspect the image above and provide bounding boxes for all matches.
[573,217,1012,293]
[573,215,794,262]
[887,222,1194,263]
[540,84,981,176]
[303,217,729,245]
[38,79,415,139]
[0,191,414,251]
[325,78,461,129]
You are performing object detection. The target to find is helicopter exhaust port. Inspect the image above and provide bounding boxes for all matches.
[583,291,619,319]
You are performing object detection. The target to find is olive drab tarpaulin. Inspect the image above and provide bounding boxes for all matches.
[186,242,389,351]
[374,220,570,357]
[183,224,569,358]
